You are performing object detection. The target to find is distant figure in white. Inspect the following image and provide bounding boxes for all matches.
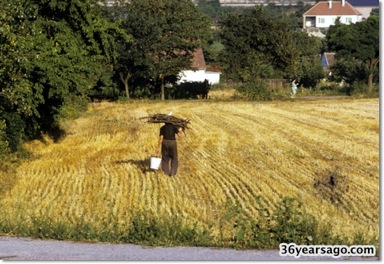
[290,79,298,98]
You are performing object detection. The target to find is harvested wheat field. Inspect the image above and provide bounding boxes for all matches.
[0,98,379,246]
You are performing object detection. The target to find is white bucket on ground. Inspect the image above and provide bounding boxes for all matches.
[150,156,161,170]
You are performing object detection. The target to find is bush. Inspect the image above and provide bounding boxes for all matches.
[0,120,10,158]
[271,197,318,245]
[124,211,212,247]
[216,196,372,250]
[235,80,272,101]
[0,110,26,152]
[57,95,89,120]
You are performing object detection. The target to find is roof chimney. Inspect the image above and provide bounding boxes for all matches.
[329,0,332,9]
[342,0,345,6]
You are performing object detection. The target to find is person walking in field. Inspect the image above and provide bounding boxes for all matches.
[290,78,298,98]
[156,122,183,176]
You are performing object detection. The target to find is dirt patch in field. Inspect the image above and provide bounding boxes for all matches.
[313,167,350,207]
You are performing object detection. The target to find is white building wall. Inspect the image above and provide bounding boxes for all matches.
[316,15,362,28]
[178,70,221,85]
[204,71,221,85]
[178,70,206,83]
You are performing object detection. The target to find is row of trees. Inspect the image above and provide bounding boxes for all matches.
[0,0,379,156]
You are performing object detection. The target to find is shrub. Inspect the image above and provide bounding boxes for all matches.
[216,196,362,249]
[0,110,26,152]
[235,80,272,101]
[124,210,211,247]
[0,120,10,158]
[57,95,89,120]
[271,197,318,245]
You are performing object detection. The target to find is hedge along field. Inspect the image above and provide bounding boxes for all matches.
[0,98,379,247]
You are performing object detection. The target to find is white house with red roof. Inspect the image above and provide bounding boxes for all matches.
[303,0,363,29]
[177,48,221,85]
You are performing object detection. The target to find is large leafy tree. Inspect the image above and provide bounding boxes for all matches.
[292,31,324,88]
[326,16,379,94]
[116,0,210,100]
[0,0,122,151]
[219,6,300,81]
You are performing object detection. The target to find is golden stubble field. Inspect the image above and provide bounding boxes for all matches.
[0,98,379,243]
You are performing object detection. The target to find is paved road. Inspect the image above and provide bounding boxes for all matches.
[0,236,379,261]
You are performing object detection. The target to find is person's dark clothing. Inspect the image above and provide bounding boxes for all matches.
[159,123,179,176]
[160,123,179,140]
[161,140,178,176]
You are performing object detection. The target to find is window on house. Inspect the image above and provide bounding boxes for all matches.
[318,17,325,24]
[346,17,353,24]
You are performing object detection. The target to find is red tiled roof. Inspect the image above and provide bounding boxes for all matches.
[191,48,206,70]
[304,1,362,16]
[206,65,221,72]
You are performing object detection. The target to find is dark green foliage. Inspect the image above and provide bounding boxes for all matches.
[329,58,366,87]
[124,211,211,247]
[111,0,211,100]
[0,120,10,157]
[291,31,324,88]
[0,196,377,250]
[219,7,290,81]
[217,196,376,250]
[271,197,318,245]
[0,0,122,150]
[326,16,379,94]
[218,6,323,84]
[235,81,273,101]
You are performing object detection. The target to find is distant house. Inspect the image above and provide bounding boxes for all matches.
[347,0,379,19]
[219,0,317,6]
[321,52,335,76]
[303,0,363,29]
[177,48,221,85]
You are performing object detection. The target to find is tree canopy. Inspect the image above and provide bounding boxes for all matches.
[114,0,211,100]
[326,16,379,94]
[0,0,123,152]
[218,6,322,84]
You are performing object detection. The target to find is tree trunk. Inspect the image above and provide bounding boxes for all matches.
[366,57,379,95]
[367,72,373,95]
[160,74,165,100]
[119,72,130,99]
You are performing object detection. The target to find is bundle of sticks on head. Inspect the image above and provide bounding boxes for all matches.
[140,113,191,131]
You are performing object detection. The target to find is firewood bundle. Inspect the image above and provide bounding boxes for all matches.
[140,113,191,131]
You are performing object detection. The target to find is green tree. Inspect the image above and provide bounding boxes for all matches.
[326,16,379,94]
[0,0,122,150]
[117,0,210,100]
[219,6,299,81]
[292,31,324,88]
[0,120,10,157]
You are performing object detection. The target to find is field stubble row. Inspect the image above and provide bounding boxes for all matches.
[0,99,379,243]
